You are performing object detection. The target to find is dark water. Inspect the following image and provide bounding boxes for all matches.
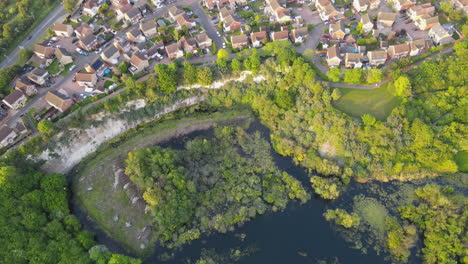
[71,119,391,264]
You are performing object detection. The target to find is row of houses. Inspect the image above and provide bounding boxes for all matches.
[326,37,430,68]
[230,26,309,49]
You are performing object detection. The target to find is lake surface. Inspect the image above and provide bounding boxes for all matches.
[71,119,392,264]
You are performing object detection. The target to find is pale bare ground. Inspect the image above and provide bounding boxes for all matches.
[40,96,204,174]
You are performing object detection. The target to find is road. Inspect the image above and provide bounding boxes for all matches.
[0,5,67,69]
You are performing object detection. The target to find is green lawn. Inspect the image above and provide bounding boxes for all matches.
[60,63,73,76]
[332,83,399,120]
[47,60,61,75]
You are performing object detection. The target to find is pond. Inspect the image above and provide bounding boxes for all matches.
[71,119,393,264]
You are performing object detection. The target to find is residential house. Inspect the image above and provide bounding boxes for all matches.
[367,50,387,66]
[408,3,435,20]
[53,23,74,37]
[55,48,73,65]
[114,38,132,53]
[27,68,49,85]
[85,59,106,74]
[330,22,345,39]
[291,27,308,43]
[129,53,149,74]
[250,31,268,47]
[125,7,143,24]
[45,91,74,112]
[140,19,158,38]
[392,0,414,11]
[223,15,241,32]
[428,24,454,45]
[126,26,144,42]
[361,14,374,33]
[316,0,341,21]
[176,14,196,29]
[83,0,99,17]
[14,76,37,96]
[111,0,129,9]
[352,0,380,12]
[165,43,184,58]
[80,34,99,51]
[168,6,185,21]
[220,7,235,22]
[388,43,410,59]
[2,90,27,110]
[326,45,342,66]
[13,120,28,135]
[267,0,292,23]
[195,32,212,49]
[344,53,362,68]
[415,14,439,31]
[101,45,120,64]
[33,42,55,59]
[75,24,94,39]
[409,38,428,56]
[270,30,289,41]
[231,34,249,49]
[165,37,197,58]
[178,37,197,54]
[203,0,216,10]
[0,126,17,148]
[115,4,132,21]
[377,12,396,29]
[76,72,98,87]
[319,3,341,21]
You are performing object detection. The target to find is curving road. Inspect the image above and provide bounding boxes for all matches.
[0,6,67,69]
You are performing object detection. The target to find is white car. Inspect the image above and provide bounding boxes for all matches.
[69,65,76,71]
[110,29,117,34]
[216,32,221,36]
[76,48,82,53]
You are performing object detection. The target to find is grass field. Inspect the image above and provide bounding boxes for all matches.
[73,109,252,255]
[332,83,399,120]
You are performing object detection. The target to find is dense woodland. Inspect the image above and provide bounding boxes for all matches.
[0,155,141,263]
[125,125,310,247]
[208,40,467,194]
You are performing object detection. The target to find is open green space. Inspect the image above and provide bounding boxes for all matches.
[332,83,399,120]
[73,109,253,255]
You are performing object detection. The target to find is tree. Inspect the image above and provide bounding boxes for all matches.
[231,58,242,72]
[274,90,294,109]
[155,64,177,94]
[197,67,213,85]
[303,49,315,62]
[18,48,32,63]
[393,75,411,97]
[331,88,342,101]
[211,42,217,55]
[217,49,228,60]
[324,209,360,228]
[37,120,54,135]
[343,68,364,84]
[327,67,341,82]
[182,62,197,85]
[63,0,79,13]
[118,62,128,74]
[366,68,383,84]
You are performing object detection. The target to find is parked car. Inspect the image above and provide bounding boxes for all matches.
[404,20,412,24]
[350,17,357,21]
[69,64,77,72]
[76,48,83,53]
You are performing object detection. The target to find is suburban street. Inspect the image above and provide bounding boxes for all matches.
[0,5,67,68]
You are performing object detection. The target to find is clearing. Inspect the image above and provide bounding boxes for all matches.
[332,83,399,120]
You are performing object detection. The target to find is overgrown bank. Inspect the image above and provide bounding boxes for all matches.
[72,108,261,254]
